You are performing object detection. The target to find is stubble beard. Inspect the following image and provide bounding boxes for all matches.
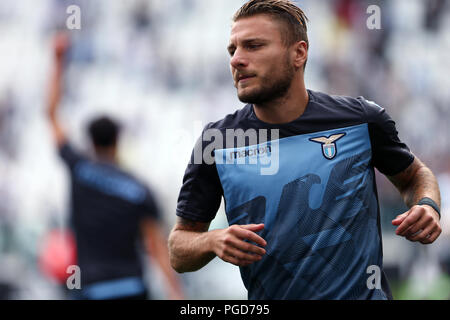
[237,56,295,106]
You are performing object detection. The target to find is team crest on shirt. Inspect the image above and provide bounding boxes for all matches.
[310,133,346,160]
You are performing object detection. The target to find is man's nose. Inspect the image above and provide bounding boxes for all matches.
[230,48,248,70]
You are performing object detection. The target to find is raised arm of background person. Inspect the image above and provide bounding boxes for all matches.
[47,32,69,147]
[141,218,185,300]
[388,157,442,244]
[168,217,267,273]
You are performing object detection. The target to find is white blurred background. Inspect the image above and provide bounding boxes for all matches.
[0,0,449,299]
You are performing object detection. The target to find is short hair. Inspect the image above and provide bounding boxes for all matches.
[233,0,309,49]
[87,116,120,148]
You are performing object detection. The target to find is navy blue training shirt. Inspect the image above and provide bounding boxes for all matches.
[176,89,414,300]
[59,144,160,287]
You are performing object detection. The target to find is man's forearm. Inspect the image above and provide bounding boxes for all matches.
[47,36,68,146]
[400,164,441,209]
[142,220,184,298]
[390,158,442,244]
[168,229,217,273]
[48,33,68,120]
[47,59,64,118]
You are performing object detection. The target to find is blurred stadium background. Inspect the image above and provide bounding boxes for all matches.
[0,0,449,299]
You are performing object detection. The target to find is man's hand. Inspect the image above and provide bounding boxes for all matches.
[169,219,266,273]
[210,224,266,267]
[392,205,442,244]
[388,157,442,245]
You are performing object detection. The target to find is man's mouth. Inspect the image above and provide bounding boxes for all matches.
[237,74,256,83]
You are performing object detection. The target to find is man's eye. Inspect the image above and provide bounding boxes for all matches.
[247,44,262,50]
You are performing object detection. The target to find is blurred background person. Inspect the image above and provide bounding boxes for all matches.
[0,0,448,299]
[45,32,184,300]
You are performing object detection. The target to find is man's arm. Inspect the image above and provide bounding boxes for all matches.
[388,157,442,244]
[47,32,69,147]
[140,218,184,300]
[168,217,267,273]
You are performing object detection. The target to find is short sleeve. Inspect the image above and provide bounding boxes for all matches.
[175,125,223,223]
[58,142,86,171]
[139,186,161,221]
[361,98,415,176]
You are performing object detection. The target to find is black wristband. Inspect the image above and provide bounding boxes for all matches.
[417,197,441,219]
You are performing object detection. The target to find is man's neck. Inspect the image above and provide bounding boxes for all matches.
[94,147,117,164]
[253,81,309,124]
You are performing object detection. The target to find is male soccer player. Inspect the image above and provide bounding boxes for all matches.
[168,0,442,300]
[47,33,183,300]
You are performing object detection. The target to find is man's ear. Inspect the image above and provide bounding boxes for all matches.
[292,40,308,70]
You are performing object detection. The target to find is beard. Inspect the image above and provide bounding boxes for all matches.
[236,56,295,106]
